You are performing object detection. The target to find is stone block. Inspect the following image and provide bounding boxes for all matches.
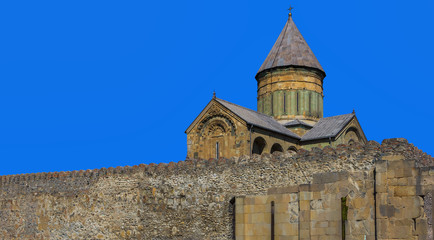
[300,200,310,211]
[275,202,288,213]
[275,236,298,240]
[299,184,311,192]
[396,177,410,186]
[275,213,288,224]
[236,197,245,206]
[328,221,339,228]
[236,223,245,237]
[388,159,412,169]
[275,194,293,204]
[275,223,297,236]
[299,220,310,230]
[376,174,388,193]
[244,224,255,236]
[392,168,416,179]
[252,223,271,236]
[375,160,388,173]
[388,219,413,239]
[352,206,372,220]
[310,227,326,236]
[268,186,299,195]
[313,221,328,228]
[299,229,310,238]
[390,196,423,219]
[379,204,397,218]
[376,219,389,238]
[244,205,254,214]
[300,192,313,201]
[310,210,327,221]
[325,226,338,235]
[415,218,428,236]
[382,154,405,161]
[393,186,416,196]
[251,213,270,224]
[236,204,245,214]
[309,184,325,192]
[236,213,245,224]
[254,195,268,205]
[352,198,366,209]
[245,197,256,205]
[252,204,267,213]
[386,169,396,179]
[377,193,388,205]
[313,171,349,184]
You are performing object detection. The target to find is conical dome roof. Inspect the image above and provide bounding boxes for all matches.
[257,16,324,76]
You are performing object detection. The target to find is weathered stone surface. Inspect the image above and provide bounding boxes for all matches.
[0,138,432,239]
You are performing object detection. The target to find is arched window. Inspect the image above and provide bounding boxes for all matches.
[270,143,283,154]
[252,137,266,155]
[287,146,298,153]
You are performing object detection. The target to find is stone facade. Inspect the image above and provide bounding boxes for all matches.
[0,138,432,239]
[256,66,325,123]
[186,98,299,159]
[186,98,366,159]
[186,102,251,159]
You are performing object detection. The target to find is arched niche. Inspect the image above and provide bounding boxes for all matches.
[252,137,267,155]
[287,146,298,153]
[205,119,228,137]
[344,127,361,144]
[270,143,283,154]
[198,114,236,137]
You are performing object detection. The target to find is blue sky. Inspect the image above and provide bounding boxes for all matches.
[0,1,433,175]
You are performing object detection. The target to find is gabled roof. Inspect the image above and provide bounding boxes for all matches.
[284,119,313,128]
[301,113,355,141]
[186,98,363,143]
[215,98,301,139]
[257,15,324,76]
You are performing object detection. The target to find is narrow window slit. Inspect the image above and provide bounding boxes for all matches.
[309,92,312,115]
[271,201,275,240]
[296,92,299,114]
[216,142,219,159]
[341,197,348,240]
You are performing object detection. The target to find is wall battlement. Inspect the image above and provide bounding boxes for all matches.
[1,138,431,186]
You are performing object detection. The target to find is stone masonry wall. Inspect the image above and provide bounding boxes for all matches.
[0,138,432,239]
[235,139,433,240]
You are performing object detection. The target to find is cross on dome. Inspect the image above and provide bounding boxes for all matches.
[288,5,294,16]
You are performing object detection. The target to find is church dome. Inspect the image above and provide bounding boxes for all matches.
[256,15,324,77]
[255,14,326,123]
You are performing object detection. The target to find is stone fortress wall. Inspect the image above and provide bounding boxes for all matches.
[0,138,432,239]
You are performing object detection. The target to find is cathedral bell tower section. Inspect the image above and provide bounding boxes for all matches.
[256,14,326,125]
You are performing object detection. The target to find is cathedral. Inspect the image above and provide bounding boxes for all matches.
[186,12,367,160]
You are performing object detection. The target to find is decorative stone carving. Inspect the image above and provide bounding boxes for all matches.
[197,110,236,136]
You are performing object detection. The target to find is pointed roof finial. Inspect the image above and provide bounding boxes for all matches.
[288,5,294,17]
[213,90,216,99]
[352,109,356,114]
